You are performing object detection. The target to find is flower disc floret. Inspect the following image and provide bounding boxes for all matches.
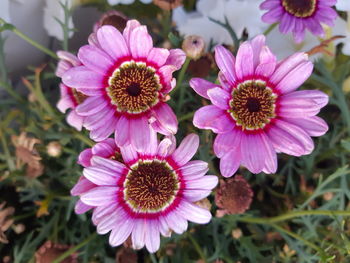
[282,0,317,18]
[229,80,277,130]
[107,62,160,114]
[124,160,179,213]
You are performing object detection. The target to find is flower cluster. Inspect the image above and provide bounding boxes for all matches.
[55,3,331,254]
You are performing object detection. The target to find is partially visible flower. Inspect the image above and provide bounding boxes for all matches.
[232,228,243,239]
[215,176,253,216]
[188,54,213,78]
[191,35,328,176]
[62,20,186,149]
[35,241,78,263]
[47,141,62,157]
[56,51,87,131]
[0,202,15,244]
[153,0,183,11]
[43,0,75,41]
[107,0,152,5]
[336,0,350,11]
[260,0,338,43]
[182,35,205,60]
[71,132,218,252]
[173,0,266,49]
[93,10,128,33]
[11,132,44,178]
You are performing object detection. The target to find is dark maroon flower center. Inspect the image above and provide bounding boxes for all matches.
[282,0,317,18]
[124,161,179,212]
[229,80,277,130]
[107,62,160,114]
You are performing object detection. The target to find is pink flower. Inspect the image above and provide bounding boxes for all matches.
[260,0,338,43]
[71,132,218,253]
[190,35,328,177]
[56,51,88,131]
[62,20,186,149]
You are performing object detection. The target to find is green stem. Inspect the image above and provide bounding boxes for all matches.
[178,111,195,123]
[0,81,24,102]
[0,18,58,60]
[149,253,158,263]
[0,128,16,171]
[270,223,326,257]
[187,233,207,262]
[34,69,57,117]
[72,131,94,147]
[52,233,97,263]
[263,23,277,36]
[173,57,191,95]
[237,210,350,224]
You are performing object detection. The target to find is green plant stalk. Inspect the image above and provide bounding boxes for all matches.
[0,18,58,60]
[187,233,207,262]
[173,57,191,95]
[52,233,97,263]
[73,131,94,146]
[0,81,23,102]
[237,210,350,224]
[178,111,195,123]
[0,128,16,171]
[270,223,326,258]
[263,23,277,36]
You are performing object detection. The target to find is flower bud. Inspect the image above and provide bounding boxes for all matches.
[182,35,205,60]
[47,141,62,158]
[153,0,183,11]
[93,10,128,33]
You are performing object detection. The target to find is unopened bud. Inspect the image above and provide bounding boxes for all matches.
[47,141,62,157]
[232,228,242,239]
[153,0,183,11]
[182,35,205,60]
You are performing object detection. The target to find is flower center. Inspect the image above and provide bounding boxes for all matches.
[72,89,88,104]
[229,80,277,130]
[107,62,161,114]
[281,0,317,18]
[124,161,179,213]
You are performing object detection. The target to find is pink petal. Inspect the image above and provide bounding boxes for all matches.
[96,208,122,234]
[255,46,277,77]
[193,105,234,133]
[71,176,96,196]
[275,61,314,94]
[115,115,130,147]
[145,220,160,253]
[91,156,127,173]
[89,117,118,142]
[214,45,236,85]
[152,103,178,135]
[261,7,283,23]
[84,107,115,130]
[92,138,117,158]
[66,111,84,131]
[131,219,146,250]
[81,186,118,206]
[78,149,93,167]
[177,201,211,224]
[251,35,266,68]
[235,42,254,80]
[143,128,158,156]
[147,48,169,68]
[129,26,153,58]
[281,90,328,108]
[78,45,114,75]
[92,204,118,225]
[165,48,186,70]
[178,160,208,179]
[171,134,199,166]
[75,200,93,214]
[207,87,231,110]
[270,52,309,86]
[278,97,323,118]
[158,65,177,86]
[57,51,80,67]
[279,12,295,34]
[120,144,138,165]
[189,78,218,99]
[214,129,242,158]
[97,25,130,61]
[158,217,171,237]
[258,132,277,174]
[240,133,265,174]
[76,97,108,117]
[185,176,218,190]
[157,137,175,158]
[129,116,151,152]
[123,20,141,47]
[284,116,328,137]
[109,218,134,246]
[83,166,119,185]
[57,88,74,112]
[219,148,241,177]
[62,66,105,93]
[183,189,212,202]
[164,211,188,234]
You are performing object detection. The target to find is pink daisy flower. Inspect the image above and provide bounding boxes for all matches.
[56,51,88,131]
[71,132,218,253]
[190,35,328,177]
[260,0,338,43]
[62,20,186,149]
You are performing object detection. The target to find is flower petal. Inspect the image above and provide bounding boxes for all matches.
[214,128,242,158]
[190,78,218,99]
[171,134,199,166]
[152,103,178,135]
[207,87,231,110]
[147,48,169,68]
[235,42,254,80]
[78,45,114,75]
[178,160,208,179]
[177,201,211,224]
[109,218,134,246]
[129,26,153,58]
[129,116,151,152]
[284,116,328,137]
[91,156,127,173]
[81,186,118,206]
[214,45,236,85]
[83,166,119,185]
[219,148,241,178]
